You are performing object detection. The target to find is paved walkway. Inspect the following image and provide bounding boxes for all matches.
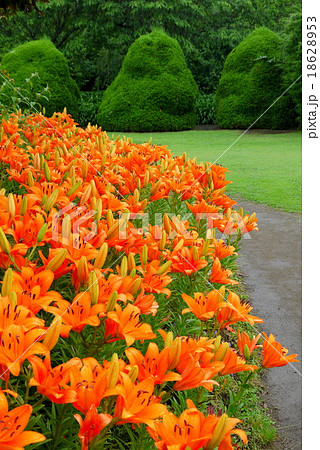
[236,198,302,450]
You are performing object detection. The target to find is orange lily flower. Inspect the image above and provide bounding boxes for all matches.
[217,292,263,329]
[261,333,298,368]
[0,324,47,376]
[169,246,208,276]
[214,345,258,376]
[0,243,28,270]
[0,392,45,449]
[114,373,167,426]
[29,355,81,404]
[74,404,112,450]
[181,290,226,322]
[11,266,62,314]
[70,358,119,414]
[211,239,237,260]
[209,257,238,285]
[125,343,181,385]
[105,303,156,346]
[0,297,44,335]
[148,399,247,450]
[138,260,172,297]
[45,292,105,337]
[237,331,261,359]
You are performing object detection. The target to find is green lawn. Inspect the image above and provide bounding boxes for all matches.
[113,129,302,212]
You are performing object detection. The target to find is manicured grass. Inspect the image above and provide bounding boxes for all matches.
[113,129,302,212]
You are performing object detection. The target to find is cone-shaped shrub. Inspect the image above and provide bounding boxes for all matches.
[215,27,295,129]
[1,39,80,118]
[97,30,199,132]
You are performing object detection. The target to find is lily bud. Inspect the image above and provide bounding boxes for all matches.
[164,331,173,348]
[43,161,51,182]
[0,229,10,255]
[36,223,48,244]
[20,196,28,216]
[127,365,139,383]
[129,268,136,278]
[130,278,141,295]
[141,245,148,266]
[61,215,71,245]
[67,181,82,197]
[94,243,108,269]
[77,255,89,286]
[106,292,117,312]
[159,230,167,251]
[133,189,139,205]
[106,209,114,228]
[7,193,15,217]
[81,159,88,179]
[44,189,59,212]
[213,335,222,353]
[88,270,99,305]
[120,256,128,277]
[43,316,62,351]
[226,208,232,220]
[168,338,181,370]
[54,150,60,167]
[143,170,150,187]
[1,268,12,297]
[243,344,251,360]
[140,198,148,210]
[192,246,199,261]
[214,342,229,361]
[90,180,97,197]
[127,253,136,272]
[205,414,228,450]
[163,214,171,234]
[80,184,92,205]
[107,355,120,389]
[46,249,67,272]
[33,153,40,170]
[150,180,161,195]
[105,222,119,240]
[10,291,17,307]
[249,212,256,223]
[95,198,102,222]
[157,260,172,276]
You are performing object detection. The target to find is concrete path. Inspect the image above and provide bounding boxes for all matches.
[236,198,302,450]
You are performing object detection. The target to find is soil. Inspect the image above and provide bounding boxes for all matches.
[235,197,302,450]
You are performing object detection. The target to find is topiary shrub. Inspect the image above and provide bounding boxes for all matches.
[97,30,199,132]
[282,11,302,128]
[215,27,296,129]
[1,39,80,118]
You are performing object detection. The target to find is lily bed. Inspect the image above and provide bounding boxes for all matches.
[0,112,298,450]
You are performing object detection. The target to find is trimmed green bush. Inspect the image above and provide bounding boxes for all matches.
[215,27,295,129]
[97,30,199,132]
[282,11,302,127]
[1,39,79,118]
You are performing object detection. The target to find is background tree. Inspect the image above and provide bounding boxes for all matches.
[0,0,302,94]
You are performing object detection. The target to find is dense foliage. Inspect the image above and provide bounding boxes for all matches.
[195,93,216,125]
[215,27,296,129]
[97,30,199,132]
[1,39,80,117]
[78,91,104,128]
[0,0,301,93]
